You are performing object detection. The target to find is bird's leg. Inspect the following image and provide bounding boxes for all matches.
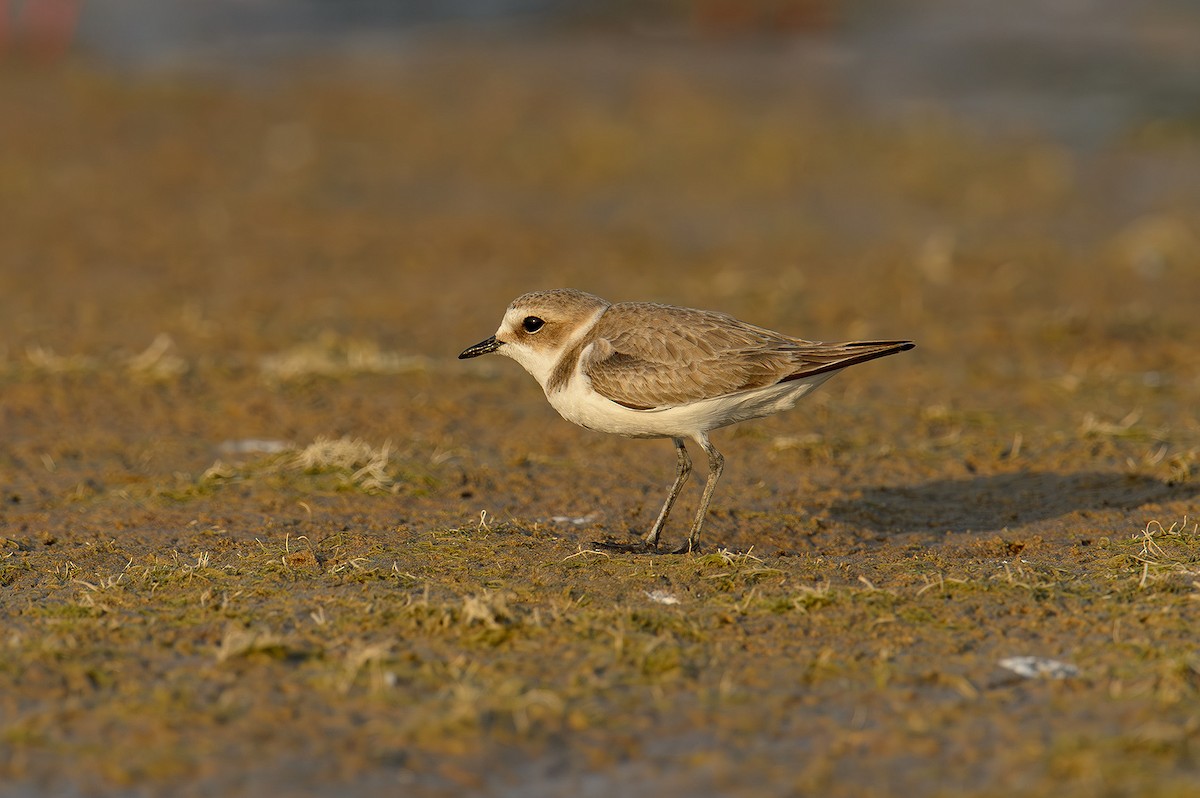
[673,434,723,554]
[644,437,691,549]
[594,437,690,554]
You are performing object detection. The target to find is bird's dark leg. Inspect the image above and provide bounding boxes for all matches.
[673,434,723,554]
[594,437,690,553]
[645,437,691,548]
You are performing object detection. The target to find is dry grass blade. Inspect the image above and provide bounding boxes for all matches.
[292,436,398,493]
[216,626,288,662]
[1129,516,1200,589]
[260,332,432,381]
[126,333,187,381]
[461,591,514,629]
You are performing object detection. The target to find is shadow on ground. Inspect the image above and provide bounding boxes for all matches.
[826,471,1192,534]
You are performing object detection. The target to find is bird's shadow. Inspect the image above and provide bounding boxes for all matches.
[824,470,1194,535]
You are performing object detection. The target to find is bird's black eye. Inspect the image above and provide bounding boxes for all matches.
[522,316,545,333]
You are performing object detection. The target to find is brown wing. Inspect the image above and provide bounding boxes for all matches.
[582,302,914,410]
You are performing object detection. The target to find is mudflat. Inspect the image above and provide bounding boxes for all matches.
[2,42,1199,797]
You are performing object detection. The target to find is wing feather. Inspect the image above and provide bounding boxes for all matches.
[581,303,913,410]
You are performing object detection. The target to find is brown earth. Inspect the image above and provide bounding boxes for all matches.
[2,39,1199,797]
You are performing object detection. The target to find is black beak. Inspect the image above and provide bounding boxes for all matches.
[458,335,501,359]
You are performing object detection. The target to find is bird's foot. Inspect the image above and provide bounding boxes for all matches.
[669,541,700,555]
[591,538,658,554]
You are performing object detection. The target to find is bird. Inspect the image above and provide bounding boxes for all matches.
[459,289,914,553]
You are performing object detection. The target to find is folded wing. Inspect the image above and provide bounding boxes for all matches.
[582,303,913,410]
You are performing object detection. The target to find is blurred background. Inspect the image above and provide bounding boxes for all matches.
[14,0,1200,145]
[2,0,1199,416]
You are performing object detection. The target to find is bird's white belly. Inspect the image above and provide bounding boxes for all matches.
[546,372,837,439]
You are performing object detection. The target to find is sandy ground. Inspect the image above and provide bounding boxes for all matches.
[2,39,1200,797]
